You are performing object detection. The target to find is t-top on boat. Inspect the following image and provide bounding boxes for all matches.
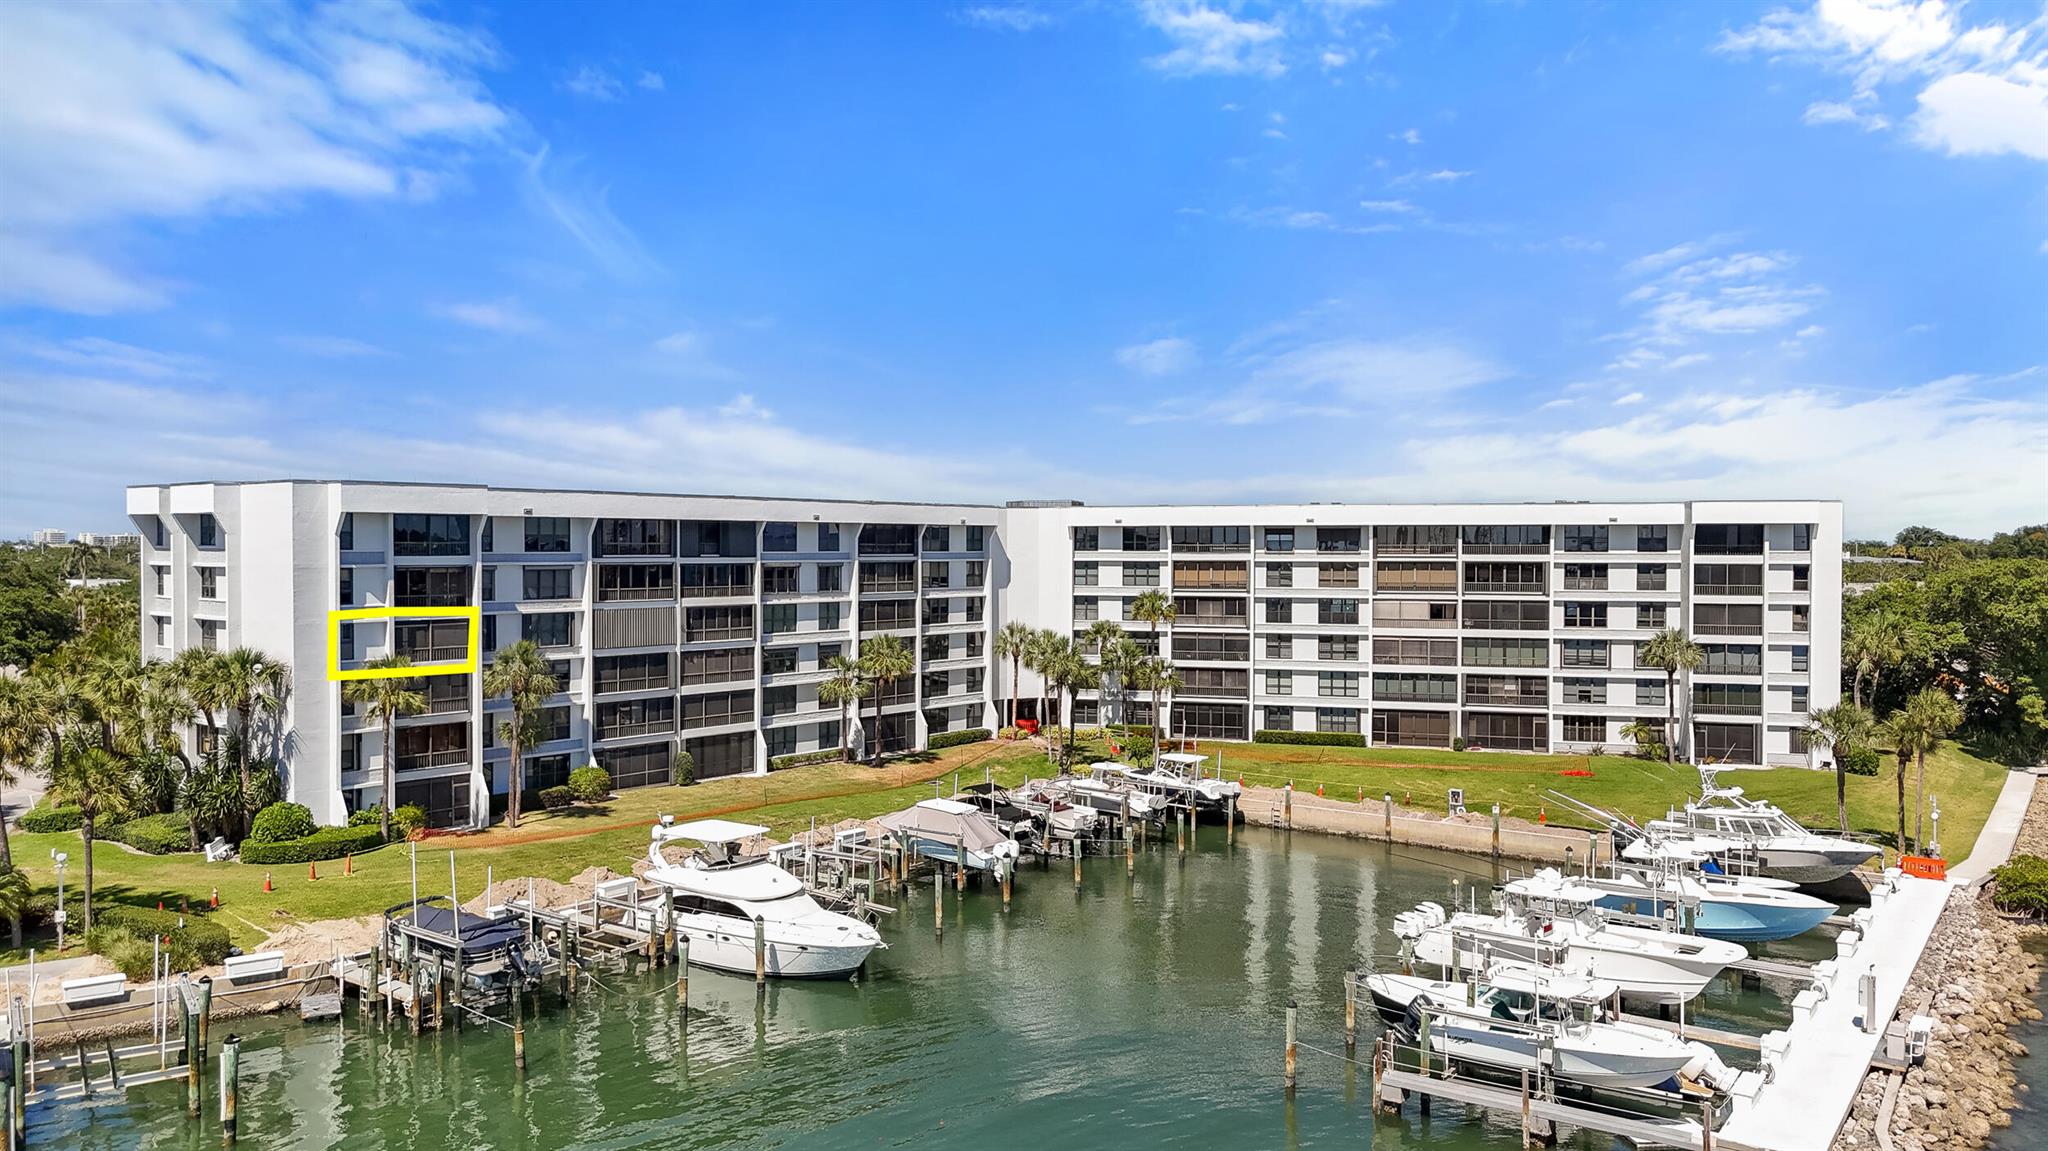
[640,818,883,979]
[1119,752,1242,807]
[1654,768,1882,884]
[1592,841,1836,942]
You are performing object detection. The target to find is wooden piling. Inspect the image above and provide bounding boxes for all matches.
[662,905,677,969]
[1176,808,1185,857]
[1492,804,1502,859]
[1283,784,1293,830]
[1226,793,1235,846]
[1000,858,1012,910]
[1125,825,1134,876]
[450,943,464,1033]
[677,934,690,1015]
[195,976,213,1061]
[184,993,200,1116]
[1384,793,1393,840]
[1072,840,1081,890]
[1284,1000,1298,1094]
[219,1033,241,1143]
[1520,1069,1531,1148]
[1344,968,1358,1051]
[12,1036,26,1139]
[933,870,944,937]
[955,835,967,892]
[753,916,767,990]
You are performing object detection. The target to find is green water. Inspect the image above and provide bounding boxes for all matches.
[1990,935,2048,1151]
[41,827,1815,1150]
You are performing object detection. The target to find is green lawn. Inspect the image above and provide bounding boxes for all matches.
[2,734,2011,963]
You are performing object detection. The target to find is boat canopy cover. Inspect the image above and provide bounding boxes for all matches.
[649,857,804,902]
[1157,752,1208,767]
[655,818,770,845]
[1485,962,1617,1004]
[398,906,526,957]
[878,801,1010,852]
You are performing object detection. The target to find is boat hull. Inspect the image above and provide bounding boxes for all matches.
[1593,892,1835,943]
[631,910,877,979]
[1751,843,1881,885]
[1414,925,1734,1005]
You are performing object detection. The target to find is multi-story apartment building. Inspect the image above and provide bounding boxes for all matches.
[128,483,1840,828]
[30,528,68,547]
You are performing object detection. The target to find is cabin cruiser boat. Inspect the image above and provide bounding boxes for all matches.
[1394,877,1747,1004]
[640,818,882,979]
[1041,767,1170,821]
[876,798,1023,871]
[1651,768,1882,884]
[1367,965,1737,1092]
[995,781,1102,840]
[1591,843,1835,942]
[1115,753,1243,807]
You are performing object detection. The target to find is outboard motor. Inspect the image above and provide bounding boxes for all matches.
[1393,994,1435,1044]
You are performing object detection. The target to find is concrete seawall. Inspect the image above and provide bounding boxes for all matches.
[1237,786,1611,866]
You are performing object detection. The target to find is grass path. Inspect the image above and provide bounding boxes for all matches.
[2,736,2012,961]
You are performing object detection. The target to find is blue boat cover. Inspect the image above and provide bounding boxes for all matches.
[398,906,526,957]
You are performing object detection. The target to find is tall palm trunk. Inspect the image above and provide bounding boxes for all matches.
[1914,749,1927,852]
[380,712,395,842]
[1834,743,1849,832]
[235,700,254,838]
[1663,668,1677,765]
[1894,753,1909,855]
[507,732,524,830]
[870,684,885,766]
[838,699,853,762]
[1007,655,1020,732]
[81,815,96,935]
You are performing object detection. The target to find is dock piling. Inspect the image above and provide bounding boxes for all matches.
[1383,793,1392,841]
[677,934,690,1015]
[933,870,944,936]
[1000,857,1012,910]
[184,994,200,1116]
[956,835,967,892]
[219,1034,241,1144]
[1344,968,1357,1051]
[1176,809,1186,859]
[753,916,767,990]
[1226,794,1235,846]
[1491,805,1501,859]
[1283,784,1293,830]
[1072,841,1081,890]
[1284,1000,1298,1094]
[1125,826,1134,877]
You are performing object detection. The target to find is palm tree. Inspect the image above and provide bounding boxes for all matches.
[856,636,914,765]
[0,676,43,869]
[1902,688,1963,852]
[1083,619,1125,723]
[994,621,1033,735]
[63,538,102,580]
[0,864,30,953]
[483,640,559,830]
[1127,589,1175,662]
[1845,611,1907,712]
[1803,702,1875,834]
[1040,636,1090,767]
[214,648,290,836]
[170,647,232,765]
[1101,637,1146,730]
[1881,710,1916,855]
[1639,629,1703,766]
[817,654,870,762]
[1024,628,1064,741]
[1619,718,1664,759]
[343,657,427,842]
[47,736,135,935]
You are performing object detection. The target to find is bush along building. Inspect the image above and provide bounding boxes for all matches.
[127,482,1840,828]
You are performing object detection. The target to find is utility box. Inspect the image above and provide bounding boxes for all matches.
[1447,788,1466,816]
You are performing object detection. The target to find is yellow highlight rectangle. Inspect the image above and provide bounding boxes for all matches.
[328,606,481,681]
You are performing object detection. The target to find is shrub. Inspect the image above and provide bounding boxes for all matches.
[347,809,383,829]
[19,803,84,834]
[1254,729,1367,748]
[770,749,841,772]
[1451,737,1468,752]
[537,786,574,810]
[96,904,234,968]
[568,766,612,804]
[1842,746,1882,777]
[112,812,194,855]
[246,801,316,844]
[239,826,386,866]
[928,728,991,750]
[673,748,696,786]
[21,892,57,930]
[392,805,428,839]
[999,726,1023,740]
[88,927,161,980]
[1991,855,2048,918]
[1107,724,1155,738]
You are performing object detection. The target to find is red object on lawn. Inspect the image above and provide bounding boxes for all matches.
[1019,719,1039,734]
[1559,769,1595,777]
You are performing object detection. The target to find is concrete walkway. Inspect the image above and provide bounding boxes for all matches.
[1947,768,2041,885]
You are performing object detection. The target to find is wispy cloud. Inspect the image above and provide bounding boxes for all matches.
[1718,0,2048,162]
[961,5,1053,31]
[521,144,662,280]
[1390,128,1422,144]
[0,0,506,314]
[1115,337,1199,377]
[5,336,211,380]
[276,335,395,359]
[637,70,665,92]
[1132,329,1512,426]
[563,65,624,101]
[1139,1,1287,78]
[433,299,541,333]
[1606,238,1825,374]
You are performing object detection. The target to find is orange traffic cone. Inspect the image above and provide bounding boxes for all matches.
[1538,805,1547,825]
[157,900,164,911]
[344,853,354,876]
[308,861,319,881]
[210,887,220,909]
[1316,784,1324,797]
[262,872,273,893]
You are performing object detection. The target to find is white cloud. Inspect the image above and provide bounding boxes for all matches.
[5,336,211,380]
[1720,1,2048,163]
[1390,128,1422,144]
[962,5,1052,31]
[718,393,774,420]
[1359,199,1418,213]
[637,70,666,92]
[1322,47,1353,71]
[1614,391,1645,405]
[1804,99,1892,130]
[0,0,506,313]
[276,335,394,359]
[563,65,624,101]
[1423,169,1473,182]
[521,144,661,280]
[433,299,540,333]
[1209,205,1401,235]
[1609,240,1825,369]
[1116,337,1199,377]
[1139,1,1287,78]
[1136,335,1512,425]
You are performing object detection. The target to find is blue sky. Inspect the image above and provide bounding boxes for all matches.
[1,0,2044,538]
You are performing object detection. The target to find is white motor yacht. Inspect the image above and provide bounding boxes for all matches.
[1394,877,1747,1005]
[1366,965,1736,1091]
[1109,753,1242,806]
[640,818,883,979]
[1041,767,1170,821]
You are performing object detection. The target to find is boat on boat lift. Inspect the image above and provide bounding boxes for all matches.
[1112,752,1242,806]
[1588,840,1835,942]
[876,798,1023,871]
[1367,964,1740,1092]
[1394,873,1747,1005]
[1648,768,1883,884]
[1039,765,1171,821]
[639,817,883,979]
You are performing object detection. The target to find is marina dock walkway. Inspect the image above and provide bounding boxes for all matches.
[1947,768,2041,886]
[1713,872,1951,1151]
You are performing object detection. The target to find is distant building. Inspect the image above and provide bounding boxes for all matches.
[77,532,142,548]
[30,529,67,547]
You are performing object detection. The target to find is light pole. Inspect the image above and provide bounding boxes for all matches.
[51,849,69,951]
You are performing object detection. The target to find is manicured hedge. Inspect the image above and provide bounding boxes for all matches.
[928,728,992,750]
[97,904,234,967]
[1843,746,1881,777]
[538,786,574,810]
[111,812,194,855]
[240,825,386,866]
[247,801,316,844]
[771,749,842,771]
[1254,729,1367,747]
[19,803,84,833]
[568,766,612,803]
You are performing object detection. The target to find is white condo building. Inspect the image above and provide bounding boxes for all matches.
[126,481,1842,828]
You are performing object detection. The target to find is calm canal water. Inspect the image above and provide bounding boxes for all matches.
[1989,935,2048,1151]
[42,826,1822,1150]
